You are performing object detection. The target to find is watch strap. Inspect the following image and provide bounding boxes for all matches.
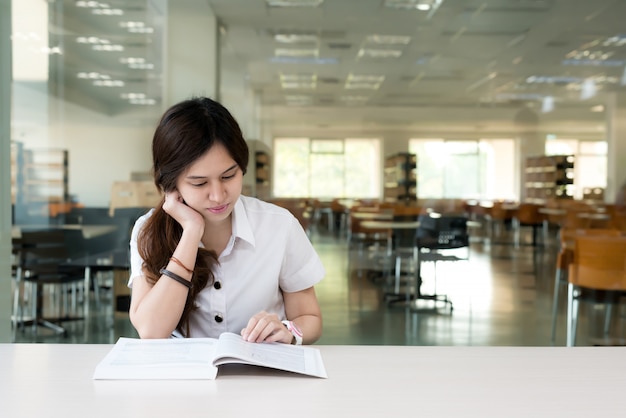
[281,320,303,345]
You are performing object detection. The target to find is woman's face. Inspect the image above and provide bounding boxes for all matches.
[175,142,243,225]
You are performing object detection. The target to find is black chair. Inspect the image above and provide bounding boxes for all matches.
[64,207,111,225]
[13,229,87,337]
[412,214,470,312]
[110,207,152,251]
[386,214,421,302]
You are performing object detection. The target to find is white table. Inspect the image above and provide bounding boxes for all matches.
[1,344,625,417]
[361,220,420,229]
[351,212,394,221]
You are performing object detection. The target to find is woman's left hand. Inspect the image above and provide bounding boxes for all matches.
[241,311,292,344]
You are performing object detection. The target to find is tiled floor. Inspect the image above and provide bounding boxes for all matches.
[12,222,626,346]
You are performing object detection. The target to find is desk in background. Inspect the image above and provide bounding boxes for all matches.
[11,224,117,240]
[1,344,625,417]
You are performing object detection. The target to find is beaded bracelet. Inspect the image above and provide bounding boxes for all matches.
[170,256,194,274]
[159,268,192,289]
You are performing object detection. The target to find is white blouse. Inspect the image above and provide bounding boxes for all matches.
[128,195,325,338]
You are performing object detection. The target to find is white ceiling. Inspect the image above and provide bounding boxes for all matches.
[45,0,626,138]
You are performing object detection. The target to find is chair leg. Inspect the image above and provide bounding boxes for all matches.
[604,303,613,337]
[550,269,564,343]
[394,255,401,295]
[566,283,579,347]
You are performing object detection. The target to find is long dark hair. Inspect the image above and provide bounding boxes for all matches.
[138,97,249,336]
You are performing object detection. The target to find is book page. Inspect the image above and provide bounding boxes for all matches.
[212,332,327,378]
[93,337,219,380]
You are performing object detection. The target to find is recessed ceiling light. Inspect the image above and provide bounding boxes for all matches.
[266,0,323,7]
[383,0,440,10]
[345,74,384,90]
[340,95,369,105]
[77,71,110,80]
[357,48,402,59]
[119,21,154,34]
[93,79,124,87]
[280,73,317,89]
[275,48,319,57]
[602,34,626,47]
[274,33,318,44]
[92,8,123,15]
[285,95,313,106]
[92,44,124,52]
[365,35,411,45]
[347,74,385,83]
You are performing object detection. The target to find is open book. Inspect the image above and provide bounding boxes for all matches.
[93,332,327,379]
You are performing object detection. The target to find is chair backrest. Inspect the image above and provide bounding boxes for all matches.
[569,235,626,291]
[416,215,469,250]
[109,207,151,252]
[559,227,621,250]
[515,203,544,225]
[15,229,76,278]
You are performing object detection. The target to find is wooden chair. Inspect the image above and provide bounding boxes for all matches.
[550,228,621,343]
[485,201,516,244]
[566,234,626,346]
[269,198,313,234]
[512,203,546,247]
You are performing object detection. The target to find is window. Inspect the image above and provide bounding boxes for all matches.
[409,138,516,200]
[273,137,381,198]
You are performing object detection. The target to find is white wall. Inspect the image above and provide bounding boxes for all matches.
[14,83,156,207]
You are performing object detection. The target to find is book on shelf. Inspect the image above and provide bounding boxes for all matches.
[93,332,327,380]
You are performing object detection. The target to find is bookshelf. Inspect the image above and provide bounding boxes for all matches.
[524,155,575,203]
[383,152,417,203]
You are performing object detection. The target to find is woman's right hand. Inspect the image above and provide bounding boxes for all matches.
[162,190,205,233]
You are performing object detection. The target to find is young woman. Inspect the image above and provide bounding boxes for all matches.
[128,97,324,344]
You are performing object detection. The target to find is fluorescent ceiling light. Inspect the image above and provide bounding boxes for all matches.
[566,49,614,61]
[365,35,411,45]
[76,36,110,44]
[602,34,626,47]
[121,93,158,105]
[285,95,313,105]
[541,96,554,113]
[494,93,545,101]
[340,95,369,104]
[119,21,153,34]
[384,0,440,10]
[92,44,124,52]
[357,48,402,59]
[77,71,110,80]
[346,74,385,83]
[92,8,123,15]
[280,73,317,89]
[526,75,582,84]
[120,93,146,99]
[580,79,596,100]
[590,105,605,112]
[269,56,338,64]
[266,0,323,7]
[275,48,318,57]
[344,74,384,90]
[274,33,318,44]
[562,58,626,67]
[93,79,124,87]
